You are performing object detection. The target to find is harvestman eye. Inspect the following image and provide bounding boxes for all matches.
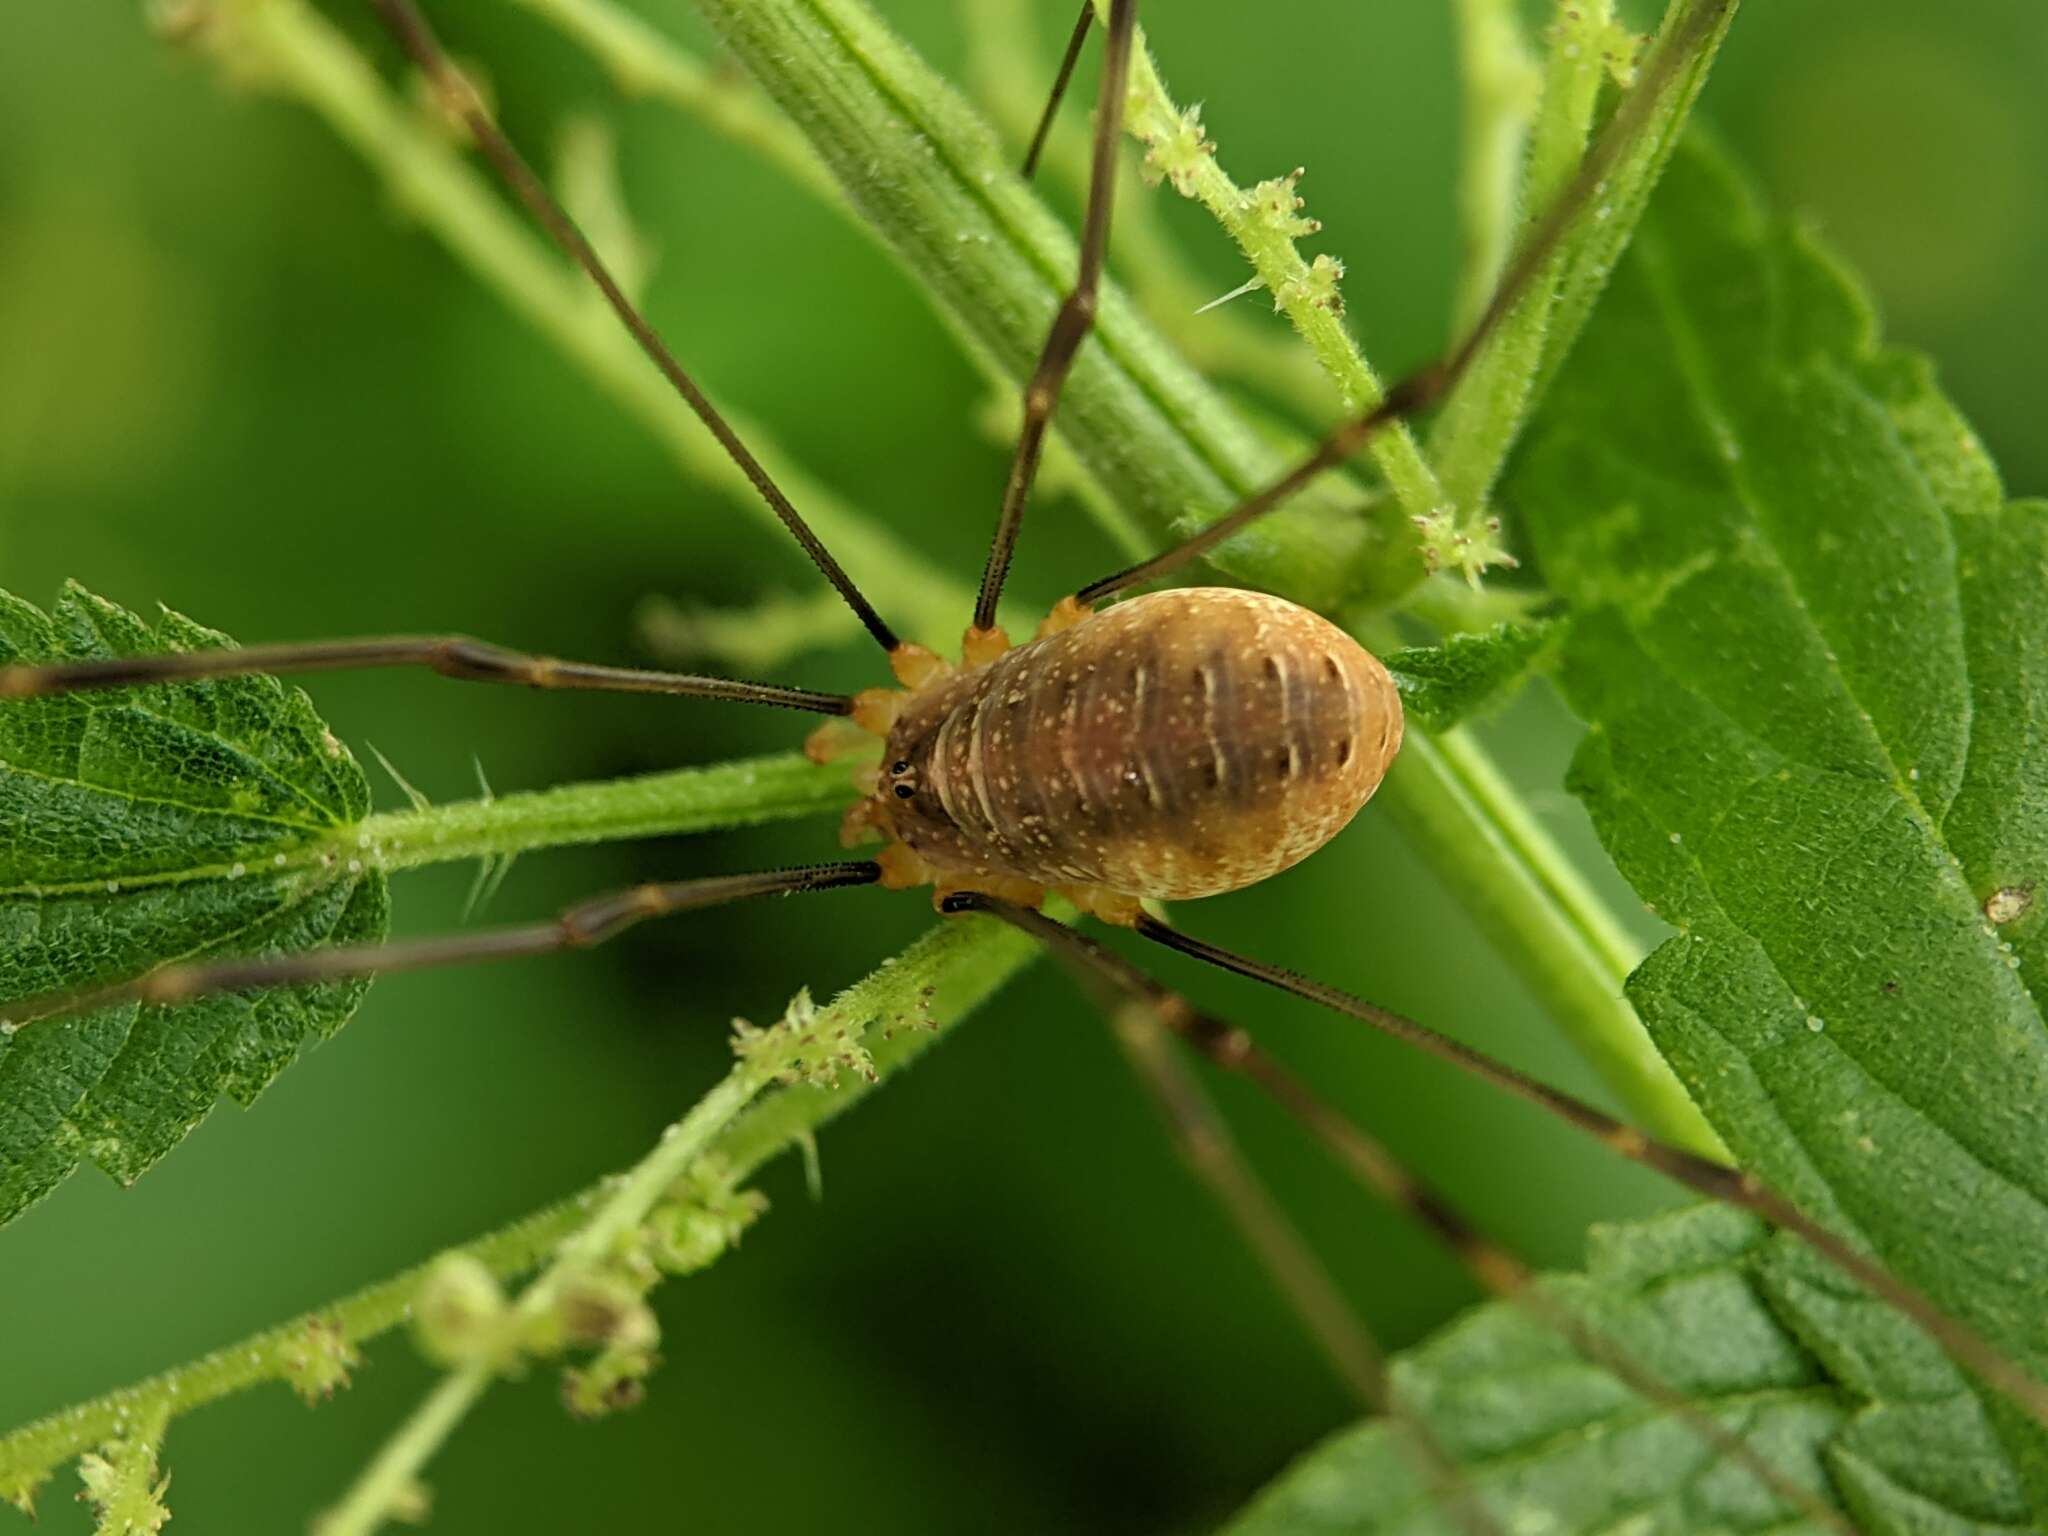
[5,0,2041,1528]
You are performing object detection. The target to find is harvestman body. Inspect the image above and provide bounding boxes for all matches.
[7,0,2048,1524]
[836,589,1402,924]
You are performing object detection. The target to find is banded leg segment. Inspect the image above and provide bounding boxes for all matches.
[362,0,899,654]
[1135,914,2048,1438]
[971,0,1137,635]
[0,634,854,716]
[1075,0,1738,605]
[2,863,881,1032]
[949,894,1863,1534]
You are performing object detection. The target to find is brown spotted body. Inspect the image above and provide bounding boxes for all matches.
[843,589,1401,921]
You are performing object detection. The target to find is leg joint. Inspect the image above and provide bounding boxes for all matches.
[433,637,540,685]
[559,885,666,947]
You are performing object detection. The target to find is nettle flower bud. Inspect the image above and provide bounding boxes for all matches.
[650,1205,728,1274]
[1287,253,1346,315]
[281,1316,361,1404]
[561,1350,656,1420]
[648,1185,769,1274]
[1246,170,1319,243]
[552,1272,660,1355]
[1139,103,1211,196]
[411,1253,509,1368]
[732,990,877,1087]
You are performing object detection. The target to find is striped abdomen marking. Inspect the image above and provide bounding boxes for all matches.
[881,588,1402,900]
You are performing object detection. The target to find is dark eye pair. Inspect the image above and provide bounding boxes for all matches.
[891,760,914,800]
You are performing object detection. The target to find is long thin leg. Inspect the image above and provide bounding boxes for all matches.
[1105,1002,1526,1536]
[1075,0,1734,606]
[1134,913,2048,1437]
[362,0,899,655]
[970,0,1136,636]
[0,634,853,716]
[1,863,880,1033]
[948,893,1861,1533]
[1020,1,1096,180]
[1047,933,1502,1536]
[1107,1000,1385,1406]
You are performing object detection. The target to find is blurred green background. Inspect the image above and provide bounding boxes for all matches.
[2,1,2041,1530]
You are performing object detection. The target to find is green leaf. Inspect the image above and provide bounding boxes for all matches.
[1228,1205,1848,1536]
[0,584,388,1226]
[1512,139,2048,1516]
[1231,135,2047,1536]
[1384,619,1562,734]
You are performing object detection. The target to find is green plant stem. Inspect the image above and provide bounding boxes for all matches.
[1449,0,1541,333]
[1532,1,1740,405]
[1109,6,1458,581]
[688,0,1376,611]
[1431,0,1622,515]
[74,1398,171,1533]
[1376,727,1723,1157]
[317,1372,489,1536]
[1435,0,1737,520]
[322,902,1038,1535]
[321,1068,765,1536]
[0,915,1037,1514]
[355,751,853,873]
[61,754,851,904]
[519,0,1371,592]
[218,0,976,650]
[0,1194,584,1515]
[960,0,1338,429]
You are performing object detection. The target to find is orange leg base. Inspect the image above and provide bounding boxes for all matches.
[1056,884,1146,927]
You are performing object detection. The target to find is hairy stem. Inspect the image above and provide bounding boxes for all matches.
[1448,0,1541,332]
[55,753,852,906]
[1108,5,1475,587]
[0,916,1037,1515]
[1432,0,1622,515]
[960,0,1338,428]
[358,752,852,873]
[0,1194,581,1515]
[321,1065,767,1536]
[322,903,1036,1535]
[690,0,1378,610]
[1431,0,1738,517]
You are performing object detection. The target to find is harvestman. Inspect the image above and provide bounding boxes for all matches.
[5,0,2045,1520]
